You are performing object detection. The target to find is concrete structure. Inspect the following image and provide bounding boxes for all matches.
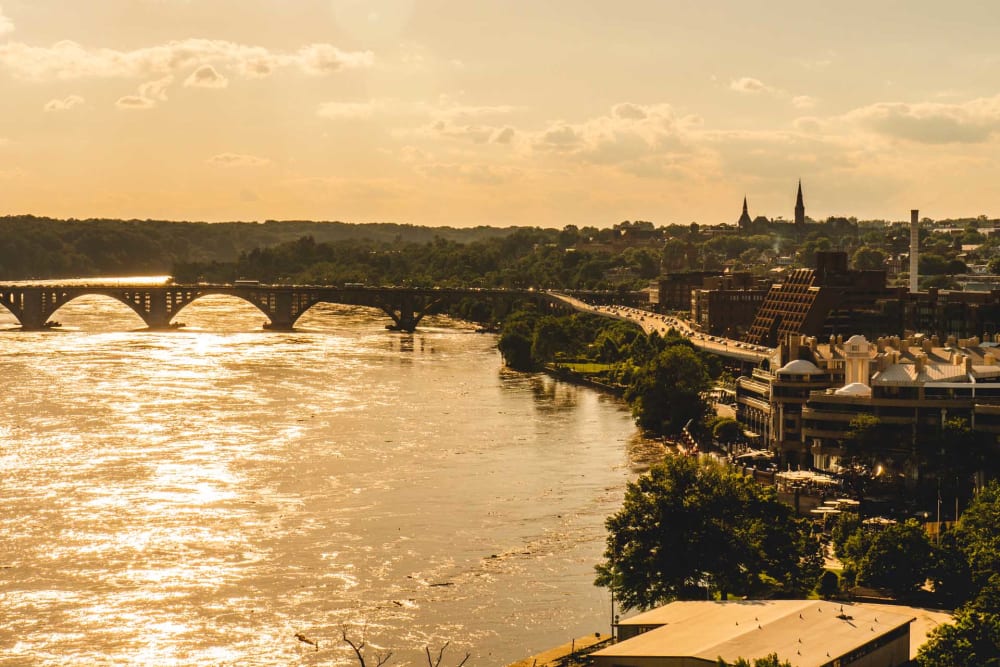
[0,282,568,332]
[652,272,752,312]
[910,209,920,294]
[736,331,1000,467]
[593,600,913,667]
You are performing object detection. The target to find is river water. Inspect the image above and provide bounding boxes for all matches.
[0,290,659,666]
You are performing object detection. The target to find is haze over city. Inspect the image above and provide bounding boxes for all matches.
[2,0,1000,226]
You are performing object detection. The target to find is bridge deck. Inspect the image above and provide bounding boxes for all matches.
[547,292,773,364]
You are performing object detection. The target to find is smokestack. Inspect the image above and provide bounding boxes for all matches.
[910,209,919,293]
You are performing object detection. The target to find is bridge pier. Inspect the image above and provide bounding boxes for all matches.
[13,289,64,330]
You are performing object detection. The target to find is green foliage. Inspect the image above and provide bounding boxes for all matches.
[719,655,792,667]
[917,575,1000,667]
[624,344,711,435]
[829,512,862,562]
[497,309,539,371]
[818,570,839,598]
[711,417,741,444]
[855,519,934,596]
[595,456,821,610]
[851,246,887,270]
[954,481,1000,591]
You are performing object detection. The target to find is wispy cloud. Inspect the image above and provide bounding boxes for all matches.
[731,76,817,110]
[115,95,154,110]
[730,77,773,94]
[0,5,14,35]
[207,152,270,167]
[843,96,1000,144]
[43,94,85,112]
[0,38,372,81]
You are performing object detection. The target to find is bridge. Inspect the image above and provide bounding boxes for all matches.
[0,282,569,332]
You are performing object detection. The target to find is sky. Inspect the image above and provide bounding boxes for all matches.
[2,0,1000,227]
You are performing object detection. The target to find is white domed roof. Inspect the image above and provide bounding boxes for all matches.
[777,359,821,375]
[834,382,871,397]
[845,334,868,346]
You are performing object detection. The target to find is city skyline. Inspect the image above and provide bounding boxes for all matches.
[2,1,1000,226]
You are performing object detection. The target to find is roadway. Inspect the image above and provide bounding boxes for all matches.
[546,292,773,365]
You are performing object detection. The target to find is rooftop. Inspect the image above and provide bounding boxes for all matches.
[597,600,914,667]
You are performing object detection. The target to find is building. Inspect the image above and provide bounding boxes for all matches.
[691,279,769,338]
[743,251,891,348]
[735,331,1000,468]
[795,180,806,227]
[737,196,753,230]
[652,271,738,311]
[592,600,913,667]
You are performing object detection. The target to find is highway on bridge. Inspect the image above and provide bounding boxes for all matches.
[546,292,773,365]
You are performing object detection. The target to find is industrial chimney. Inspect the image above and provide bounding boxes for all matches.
[909,209,919,293]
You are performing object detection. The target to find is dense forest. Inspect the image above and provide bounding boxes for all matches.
[4,213,999,292]
[0,215,661,290]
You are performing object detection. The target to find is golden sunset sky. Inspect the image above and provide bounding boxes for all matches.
[1,0,1000,227]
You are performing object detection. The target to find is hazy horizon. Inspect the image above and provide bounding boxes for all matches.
[2,1,1000,227]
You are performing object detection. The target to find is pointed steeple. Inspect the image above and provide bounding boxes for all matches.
[795,180,805,225]
[738,195,753,229]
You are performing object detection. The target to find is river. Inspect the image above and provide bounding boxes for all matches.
[0,289,661,666]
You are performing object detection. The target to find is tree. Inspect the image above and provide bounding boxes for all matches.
[595,456,821,610]
[712,417,741,445]
[719,655,794,667]
[953,480,1000,590]
[624,344,711,435]
[851,246,887,271]
[339,628,470,667]
[917,575,1000,667]
[818,570,840,598]
[855,519,935,597]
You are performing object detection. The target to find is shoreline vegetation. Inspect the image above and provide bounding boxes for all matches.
[498,305,725,444]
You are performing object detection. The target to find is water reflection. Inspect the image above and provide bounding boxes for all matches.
[0,298,647,666]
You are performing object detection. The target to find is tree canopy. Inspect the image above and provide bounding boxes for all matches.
[624,343,712,435]
[595,456,821,610]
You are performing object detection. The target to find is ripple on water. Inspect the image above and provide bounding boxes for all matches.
[0,300,645,666]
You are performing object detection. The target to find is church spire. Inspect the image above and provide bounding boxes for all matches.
[738,195,752,229]
[794,179,805,225]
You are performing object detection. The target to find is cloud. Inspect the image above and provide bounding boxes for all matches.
[138,74,173,101]
[116,95,154,110]
[529,103,696,168]
[843,96,1000,144]
[492,126,515,144]
[792,95,817,109]
[730,77,773,94]
[295,43,373,75]
[184,64,228,88]
[43,94,85,112]
[0,38,372,81]
[731,76,818,110]
[0,5,14,35]
[207,152,270,167]
[317,96,520,145]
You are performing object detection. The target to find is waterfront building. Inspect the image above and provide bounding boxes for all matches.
[736,332,1000,469]
[592,600,915,667]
